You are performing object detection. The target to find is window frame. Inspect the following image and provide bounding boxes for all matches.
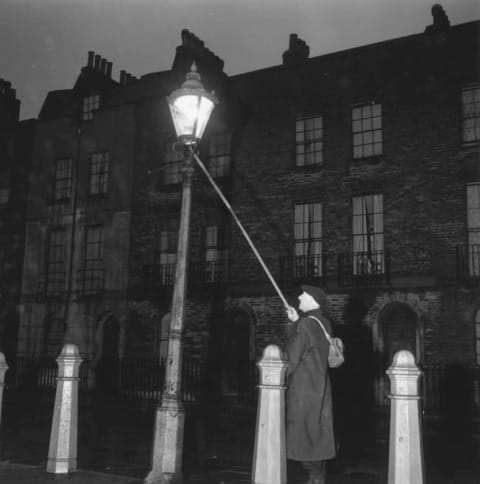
[204,222,230,283]
[46,228,66,297]
[352,103,383,159]
[351,193,385,275]
[79,224,104,296]
[162,142,182,186]
[461,84,480,144]
[295,115,323,167]
[53,157,72,202]
[466,182,480,278]
[293,201,323,278]
[156,218,179,285]
[82,94,100,121]
[89,151,109,196]
[207,132,232,178]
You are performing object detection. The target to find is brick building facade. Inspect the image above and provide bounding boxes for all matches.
[0,79,34,366]
[12,7,480,403]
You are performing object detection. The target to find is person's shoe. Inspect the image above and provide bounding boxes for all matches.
[309,477,326,484]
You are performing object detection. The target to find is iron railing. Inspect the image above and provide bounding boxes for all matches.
[191,259,230,285]
[145,259,230,289]
[421,363,480,417]
[338,250,390,287]
[144,263,177,288]
[5,354,91,392]
[5,355,257,405]
[279,254,327,287]
[373,363,480,418]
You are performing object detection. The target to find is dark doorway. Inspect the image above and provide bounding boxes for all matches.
[381,302,418,368]
[96,316,120,394]
[222,310,252,400]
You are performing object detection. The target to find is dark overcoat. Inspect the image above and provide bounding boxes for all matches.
[285,308,336,461]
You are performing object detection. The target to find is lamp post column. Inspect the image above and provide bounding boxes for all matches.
[146,149,194,484]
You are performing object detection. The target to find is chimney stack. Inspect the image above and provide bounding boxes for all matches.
[106,62,113,78]
[100,58,107,74]
[120,70,126,85]
[282,33,310,67]
[425,4,450,34]
[87,51,94,68]
[94,54,101,70]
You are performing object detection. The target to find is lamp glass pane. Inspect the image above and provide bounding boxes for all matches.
[170,94,215,140]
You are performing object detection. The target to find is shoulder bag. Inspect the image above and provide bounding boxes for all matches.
[309,315,345,368]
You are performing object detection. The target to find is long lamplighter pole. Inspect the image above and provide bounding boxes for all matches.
[145,147,193,484]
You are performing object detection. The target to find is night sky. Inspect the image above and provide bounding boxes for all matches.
[1,0,478,120]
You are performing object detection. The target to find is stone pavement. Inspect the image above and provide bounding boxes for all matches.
[0,391,479,483]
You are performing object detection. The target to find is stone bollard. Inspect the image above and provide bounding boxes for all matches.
[252,344,288,484]
[47,344,83,474]
[0,352,9,426]
[387,350,425,484]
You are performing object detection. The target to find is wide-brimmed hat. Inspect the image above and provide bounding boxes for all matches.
[301,285,329,308]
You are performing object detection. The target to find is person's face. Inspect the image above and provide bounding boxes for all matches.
[298,291,318,312]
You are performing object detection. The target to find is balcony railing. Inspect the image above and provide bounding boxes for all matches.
[279,254,326,287]
[191,258,230,285]
[457,244,480,284]
[144,263,177,288]
[77,261,105,297]
[144,259,230,290]
[338,250,390,287]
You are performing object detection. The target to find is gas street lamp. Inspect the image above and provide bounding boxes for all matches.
[145,63,217,484]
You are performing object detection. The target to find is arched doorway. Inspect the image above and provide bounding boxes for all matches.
[96,315,120,394]
[376,302,419,405]
[222,309,254,400]
[380,302,419,368]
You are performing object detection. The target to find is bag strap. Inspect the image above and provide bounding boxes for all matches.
[309,315,333,345]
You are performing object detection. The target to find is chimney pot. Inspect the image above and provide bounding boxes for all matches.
[100,58,107,74]
[106,62,113,78]
[88,51,94,67]
[120,70,126,85]
[94,54,101,70]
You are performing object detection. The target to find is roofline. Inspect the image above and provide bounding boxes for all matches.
[230,19,480,80]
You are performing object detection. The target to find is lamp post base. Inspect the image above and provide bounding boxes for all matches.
[145,397,185,484]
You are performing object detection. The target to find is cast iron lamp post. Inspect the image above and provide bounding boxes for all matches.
[145,63,217,484]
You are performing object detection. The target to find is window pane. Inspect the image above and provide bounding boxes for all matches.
[363,144,373,157]
[54,158,72,200]
[89,152,109,194]
[462,85,480,142]
[353,146,363,159]
[352,103,382,159]
[352,120,362,133]
[208,132,231,177]
[296,115,323,166]
[351,194,384,272]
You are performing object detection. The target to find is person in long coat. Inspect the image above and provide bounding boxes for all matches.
[285,285,336,484]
